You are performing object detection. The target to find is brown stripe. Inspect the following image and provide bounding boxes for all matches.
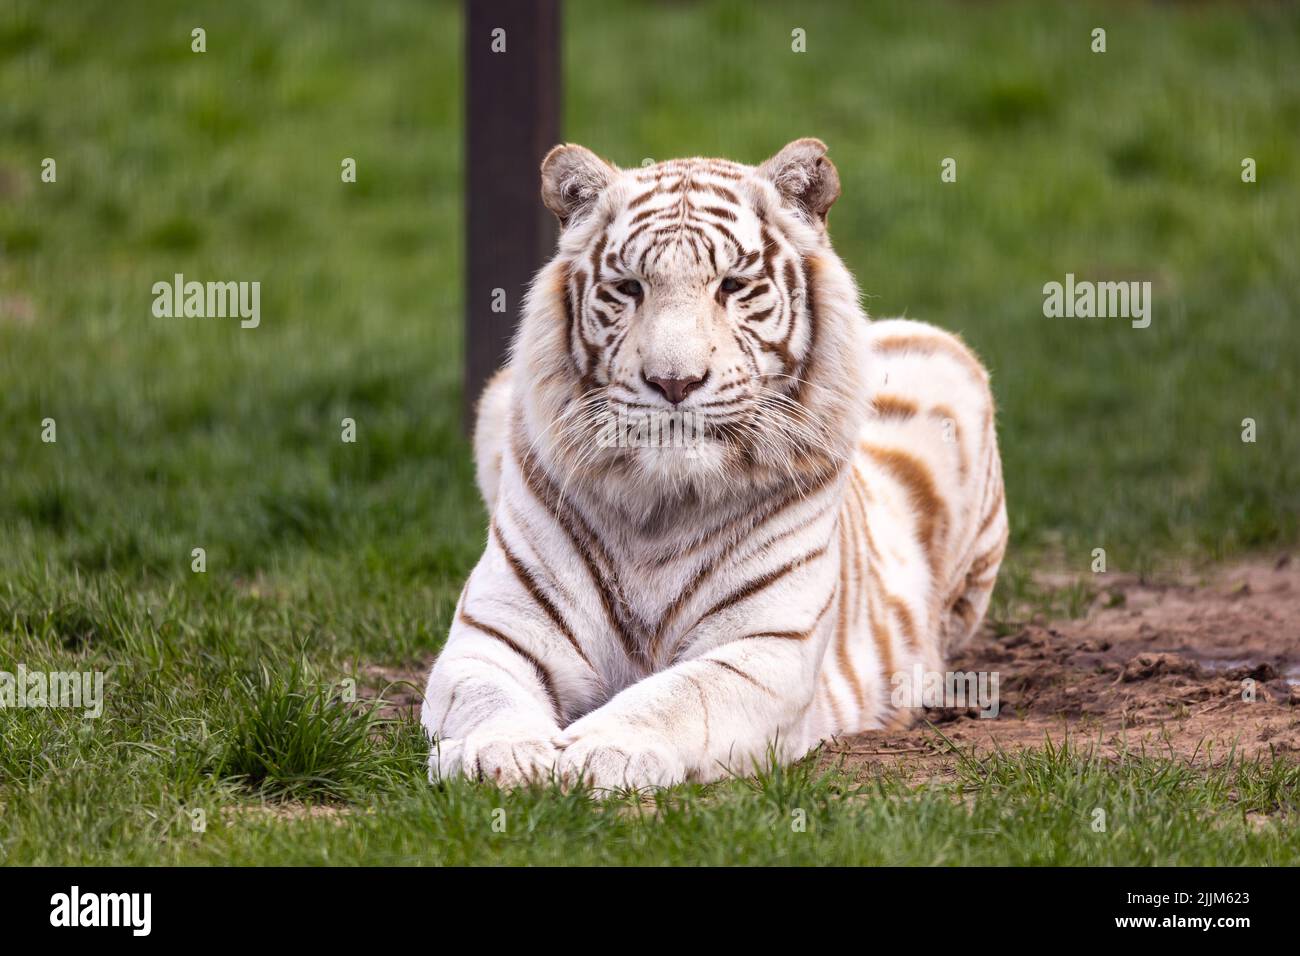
[872,394,919,420]
[697,182,740,203]
[738,586,836,643]
[846,469,883,704]
[623,217,661,249]
[821,679,846,730]
[782,259,797,296]
[951,595,976,629]
[660,457,839,567]
[511,429,642,666]
[848,465,883,562]
[654,498,832,659]
[873,332,988,384]
[882,594,919,649]
[458,609,561,722]
[867,600,895,690]
[588,234,607,277]
[606,327,630,370]
[861,442,949,577]
[760,225,779,278]
[963,571,1001,593]
[686,675,711,752]
[627,187,660,210]
[705,658,769,693]
[965,535,1008,581]
[572,268,588,311]
[835,520,865,708]
[434,686,460,732]
[975,483,1005,539]
[491,522,593,670]
[697,205,736,221]
[697,545,828,624]
[703,219,740,256]
[696,396,749,411]
[559,264,582,378]
[788,255,819,404]
[730,326,761,377]
[752,501,835,557]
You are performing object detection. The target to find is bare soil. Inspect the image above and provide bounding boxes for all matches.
[824,556,1300,782]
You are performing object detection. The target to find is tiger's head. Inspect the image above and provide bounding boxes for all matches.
[515,138,870,506]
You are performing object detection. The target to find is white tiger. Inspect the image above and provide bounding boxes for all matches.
[421,138,1007,790]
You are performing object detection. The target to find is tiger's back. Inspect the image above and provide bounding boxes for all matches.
[803,318,1007,740]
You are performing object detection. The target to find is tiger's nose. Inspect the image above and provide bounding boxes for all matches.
[643,370,707,405]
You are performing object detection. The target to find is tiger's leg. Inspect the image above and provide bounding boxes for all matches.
[554,541,841,791]
[422,613,566,787]
[425,408,608,786]
[943,433,1007,653]
[553,627,833,790]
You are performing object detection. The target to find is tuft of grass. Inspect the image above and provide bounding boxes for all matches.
[209,665,423,802]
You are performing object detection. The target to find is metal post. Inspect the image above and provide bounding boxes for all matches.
[464,0,562,433]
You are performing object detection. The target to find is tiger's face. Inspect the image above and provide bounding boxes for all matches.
[521,139,868,501]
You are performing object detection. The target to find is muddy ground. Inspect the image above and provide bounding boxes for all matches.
[824,556,1300,782]
[370,556,1300,782]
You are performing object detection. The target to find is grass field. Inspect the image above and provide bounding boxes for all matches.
[1,0,1298,865]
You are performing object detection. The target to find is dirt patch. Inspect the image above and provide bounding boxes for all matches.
[360,664,425,722]
[824,555,1300,783]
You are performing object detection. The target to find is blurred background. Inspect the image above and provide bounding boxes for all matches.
[1,0,1298,664]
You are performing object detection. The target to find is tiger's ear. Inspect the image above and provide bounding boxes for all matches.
[757,138,841,226]
[541,144,618,228]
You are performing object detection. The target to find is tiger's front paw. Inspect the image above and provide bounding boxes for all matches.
[428,720,560,787]
[554,718,686,792]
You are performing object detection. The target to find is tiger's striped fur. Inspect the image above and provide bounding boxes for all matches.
[422,139,1007,789]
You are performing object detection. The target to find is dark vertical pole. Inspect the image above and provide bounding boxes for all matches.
[464,0,562,433]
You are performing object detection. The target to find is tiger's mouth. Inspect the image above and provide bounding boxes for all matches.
[549,376,844,493]
[592,403,715,455]
[589,398,819,478]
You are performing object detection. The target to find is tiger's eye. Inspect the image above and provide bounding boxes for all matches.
[720,277,744,294]
[617,279,643,298]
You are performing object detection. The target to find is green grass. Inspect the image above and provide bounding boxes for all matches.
[5,732,1298,866]
[1,0,1298,864]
